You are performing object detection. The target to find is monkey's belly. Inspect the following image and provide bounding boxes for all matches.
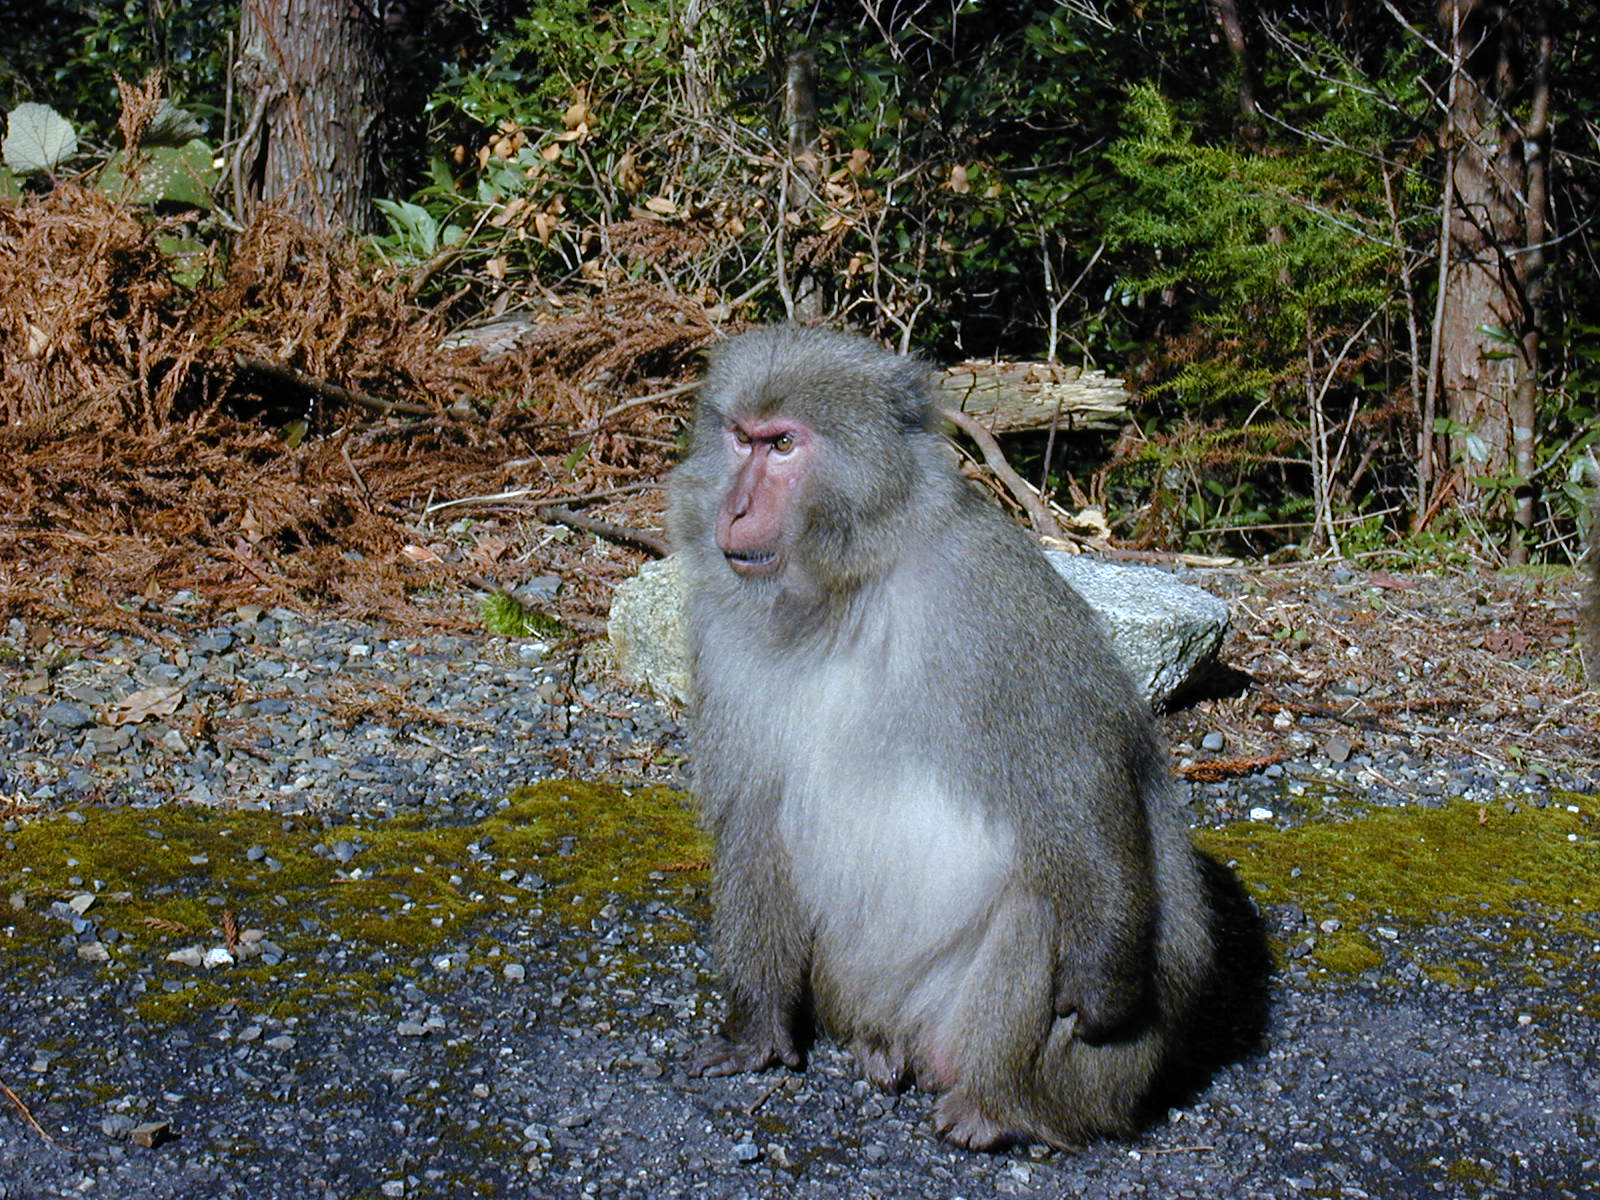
[780,770,1017,1040]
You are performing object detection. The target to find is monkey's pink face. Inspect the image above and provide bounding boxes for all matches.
[713,416,814,577]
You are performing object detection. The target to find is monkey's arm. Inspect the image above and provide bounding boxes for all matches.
[1024,744,1162,1044]
[1045,854,1155,1043]
[687,823,811,1077]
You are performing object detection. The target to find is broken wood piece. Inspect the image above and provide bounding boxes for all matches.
[937,360,1127,435]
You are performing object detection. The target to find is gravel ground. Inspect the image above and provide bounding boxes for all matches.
[1,572,1597,1200]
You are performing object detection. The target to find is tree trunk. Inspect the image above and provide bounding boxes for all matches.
[1208,0,1260,144]
[679,0,719,120]
[1433,0,1536,548]
[1509,10,1553,564]
[780,49,824,322]
[235,0,383,232]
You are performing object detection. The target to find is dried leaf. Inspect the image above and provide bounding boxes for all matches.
[401,544,444,565]
[1063,506,1112,540]
[1366,572,1418,590]
[471,538,510,568]
[103,685,182,727]
[488,197,528,228]
[614,150,644,195]
[643,196,678,217]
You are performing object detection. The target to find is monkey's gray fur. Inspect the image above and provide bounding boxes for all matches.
[668,326,1217,1149]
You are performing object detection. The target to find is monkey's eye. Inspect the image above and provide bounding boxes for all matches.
[730,427,752,446]
[772,433,795,454]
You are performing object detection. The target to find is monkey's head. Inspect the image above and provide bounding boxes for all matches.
[671,326,942,594]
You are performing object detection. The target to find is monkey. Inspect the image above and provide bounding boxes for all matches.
[667,325,1217,1150]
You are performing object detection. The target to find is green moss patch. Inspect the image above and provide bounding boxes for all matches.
[0,781,709,1023]
[1196,793,1600,976]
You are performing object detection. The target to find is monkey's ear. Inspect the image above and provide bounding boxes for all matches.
[887,356,937,430]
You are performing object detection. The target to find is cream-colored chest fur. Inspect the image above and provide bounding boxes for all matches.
[765,641,1016,1031]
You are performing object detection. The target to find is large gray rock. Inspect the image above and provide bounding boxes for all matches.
[606,556,693,705]
[1043,551,1230,705]
[608,551,1229,709]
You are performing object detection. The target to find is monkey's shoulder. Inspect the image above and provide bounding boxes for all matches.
[921,519,1140,693]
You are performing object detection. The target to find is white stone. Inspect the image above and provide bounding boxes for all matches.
[165,945,205,968]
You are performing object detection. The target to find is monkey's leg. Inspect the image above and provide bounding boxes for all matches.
[931,890,1159,1150]
[924,889,1055,1149]
[687,835,811,1077]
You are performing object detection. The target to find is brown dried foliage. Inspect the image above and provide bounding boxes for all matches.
[0,188,717,631]
[0,185,197,435]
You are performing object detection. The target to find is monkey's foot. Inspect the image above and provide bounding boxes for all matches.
[933,1091,1021,1152]
[849,1038,912,1094]
[686,1033,800,1078]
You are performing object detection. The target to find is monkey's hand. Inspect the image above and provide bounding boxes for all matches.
[1051,955,1148,1044]
[686,1028,803,1077]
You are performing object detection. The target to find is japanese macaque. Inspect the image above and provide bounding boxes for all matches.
[668,326,1217,1150]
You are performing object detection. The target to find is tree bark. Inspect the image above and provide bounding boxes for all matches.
[1208,0,1261,144]
[235,0,383,232]
[1508,8,1552,563]
[679,0,719,120]
[1433,0,1538,548]
[780,49,823,322]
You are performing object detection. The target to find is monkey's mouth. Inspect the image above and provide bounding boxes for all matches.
[725,550,781,577]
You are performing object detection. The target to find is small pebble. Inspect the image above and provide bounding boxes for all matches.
[129,1120,174,1149]
[165,945,205,968]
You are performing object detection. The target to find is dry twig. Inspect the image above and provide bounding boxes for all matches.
[942,407,1065,541]
[0,1072,76,1152]
[539,505,669,557]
